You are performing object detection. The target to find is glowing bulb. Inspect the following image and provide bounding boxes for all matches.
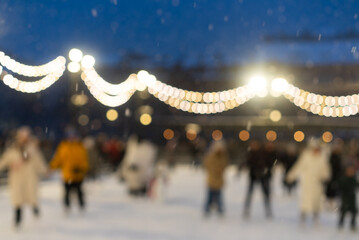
[212,130,223,141]
[67,62,81,73]
[322,131,333,143]
[163,129,175,140]
[81,55,95,69]
[271,78,288,94]
[248,75,267,97]
[294,131,305,142]
[269,110,282,122]
[69,48,83,62]
[140,113,152,125]
[106,109,118,121]
[239,130,250,141]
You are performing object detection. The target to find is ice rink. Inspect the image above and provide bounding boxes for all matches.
[0,165,357,240]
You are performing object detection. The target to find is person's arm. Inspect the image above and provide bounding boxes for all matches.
[49,143,63,170]
[286,152,304,183]
[0,150,11,171]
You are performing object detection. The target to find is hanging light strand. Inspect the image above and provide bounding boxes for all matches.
[0,52,66,77]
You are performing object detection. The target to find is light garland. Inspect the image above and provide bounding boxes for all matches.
[0,53,66,93]
[80,69,137,107]
[0,52,65,77]
[0,48,358,119]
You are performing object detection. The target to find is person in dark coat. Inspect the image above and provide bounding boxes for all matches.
[280,143,298,195]
[326,140,343,206]
[338,165,357,231]
[243,141,276,218]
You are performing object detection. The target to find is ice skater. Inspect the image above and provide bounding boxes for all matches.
[338,163,358,231]
[0,127,47,228]
[203,141,228,217]
[50,127,89,212]
[243,140,276,219]
[287,138,331,225]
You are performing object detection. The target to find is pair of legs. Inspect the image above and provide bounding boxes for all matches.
[64,181,85,210]
[204,188,223,215]
[339,210,357,230]
[244,176,272,218]
[14,205,39,227]
[129,186,147,197]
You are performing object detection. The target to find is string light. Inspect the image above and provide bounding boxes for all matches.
[0,52,65,77]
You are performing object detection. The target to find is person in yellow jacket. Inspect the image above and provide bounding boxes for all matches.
[203,141,228,216]
[50,129,89,211]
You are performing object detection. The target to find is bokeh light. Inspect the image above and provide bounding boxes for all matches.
[186,130,197,141]
[269,110,282,122]
[212,130,223,141]
[293,131,305,142]
[322,131,333,143]
[81,55,95,69]
[163,129,175,140]
[106,109,118,121]
[140,113,152,125]
[78,114,89,126]
[69,48,83,62]
[266,130,277,142]
[67,62,81,73]
[239,130,250,141]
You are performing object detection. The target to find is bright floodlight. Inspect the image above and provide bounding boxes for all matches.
[81,55,95,69]
[271,78,288,93]
[69,48,83,62]
[248,75,268,97]
[67,62,81,73]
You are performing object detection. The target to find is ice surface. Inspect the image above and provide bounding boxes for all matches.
[0,166,357,240]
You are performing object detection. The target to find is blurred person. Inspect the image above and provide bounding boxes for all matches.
[120,135,157,196]
[203,141,228,217]
[83,136,102,180]
[243,140,276,219]
[325,139,343,208]
[338,165,357,231]
[148,159,170,202]
[50,127,89,212]
[287,138,331,225]
[0,127,47,228]
[280,143,298,196]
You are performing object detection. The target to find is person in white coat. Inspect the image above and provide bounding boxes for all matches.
[120,136,157,196]
[0,127,47,228]
[287,138,331,224]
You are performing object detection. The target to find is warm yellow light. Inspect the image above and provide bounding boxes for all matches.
[212,130,223,141]
[163,129,175,140]
[106,109,118,121]
[266,130,277,142]
[69,48,83,62]
[67,62,81,73]
[186,130,197,141]
[239,130,250,141]
[271,78,288,93]
[78,114,89,126]
[140,113,152,125]
[294,131,305,142]
[269,110,282,122]
[71,94,88,106]
[248,75,267,97]
[322,131,333,143]
[81,55,95,69]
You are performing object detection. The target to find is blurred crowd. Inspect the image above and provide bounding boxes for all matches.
[0,126,359,232]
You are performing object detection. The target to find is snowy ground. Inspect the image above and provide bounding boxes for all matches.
[0,165,357,240]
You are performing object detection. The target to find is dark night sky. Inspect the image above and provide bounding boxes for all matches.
[0,0,359,66]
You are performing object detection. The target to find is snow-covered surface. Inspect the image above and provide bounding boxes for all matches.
[0,166,357,240]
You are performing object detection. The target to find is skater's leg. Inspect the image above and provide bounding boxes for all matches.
[14,207,21,227]
[244,177,255,216]
[351,211,356,231]
[216,190,224,214]
[261,177,272,218]
[64,182,72,209]
[205,189,214,214]
[75,181,85,209]
[338,210,345,229]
